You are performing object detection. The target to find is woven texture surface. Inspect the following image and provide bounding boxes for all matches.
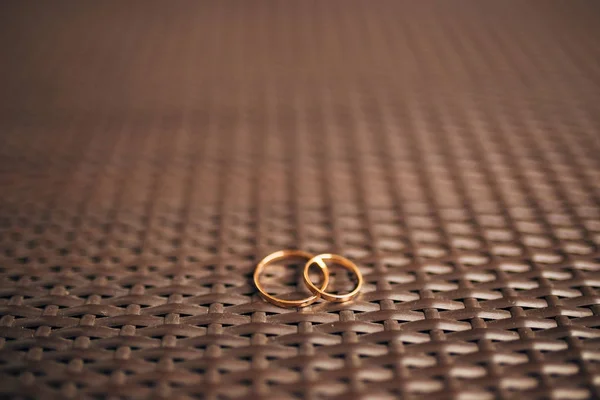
[1,1,600,399]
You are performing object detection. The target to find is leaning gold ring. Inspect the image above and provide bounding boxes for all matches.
[254,250,330,308]
[303,253,363,302]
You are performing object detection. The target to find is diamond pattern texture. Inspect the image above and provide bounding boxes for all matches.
[0,1,599,399]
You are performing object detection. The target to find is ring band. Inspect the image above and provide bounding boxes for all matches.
[254,250,330,308]
[303,253,363,302]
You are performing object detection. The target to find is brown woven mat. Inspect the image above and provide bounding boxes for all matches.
[1,1,599,399]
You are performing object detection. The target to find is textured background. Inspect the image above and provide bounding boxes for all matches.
[1,1,600,399]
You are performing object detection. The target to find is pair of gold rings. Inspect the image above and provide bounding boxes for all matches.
[253,250,363,308]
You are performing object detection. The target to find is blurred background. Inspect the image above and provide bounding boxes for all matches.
[0,1,599,399]
[1,1,599,213]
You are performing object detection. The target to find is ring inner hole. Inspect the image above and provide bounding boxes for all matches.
[308,261,357,295]
[260,257,325,300]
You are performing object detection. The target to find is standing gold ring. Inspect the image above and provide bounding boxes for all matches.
[303,253,363,302]
[254,250,330,308]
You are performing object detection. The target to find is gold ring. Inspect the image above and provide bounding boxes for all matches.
[303,253,363,302]
[254,250,329,308]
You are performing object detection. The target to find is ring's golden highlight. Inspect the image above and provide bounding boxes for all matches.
[254,250,329,308]
[303,254,363,302]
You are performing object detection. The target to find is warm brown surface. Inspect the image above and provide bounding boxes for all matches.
[1,1,600,399]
